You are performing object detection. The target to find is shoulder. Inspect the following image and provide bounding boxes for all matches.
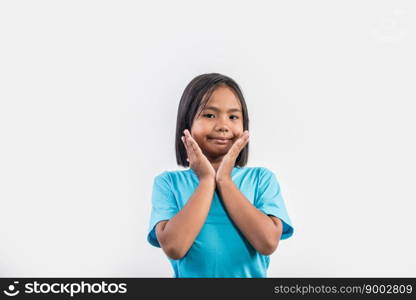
[153,168,193,184]
[241,167,281,190]
[259,166,279,178]
[237,166,277,178]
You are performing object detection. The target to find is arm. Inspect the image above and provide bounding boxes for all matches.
[216,179,283,255]
[156,177,216,260]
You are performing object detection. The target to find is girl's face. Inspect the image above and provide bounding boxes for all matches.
[190,86,244,161]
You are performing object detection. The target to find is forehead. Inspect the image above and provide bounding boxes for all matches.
[202,86,242,110]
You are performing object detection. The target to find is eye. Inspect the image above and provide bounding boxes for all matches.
[202,113,239,120]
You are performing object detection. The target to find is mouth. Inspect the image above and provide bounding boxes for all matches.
[208,137,232,145]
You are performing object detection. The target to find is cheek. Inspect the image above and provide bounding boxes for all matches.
[236,127,244,134]
[190,118,201,129]
[191,120,210,135]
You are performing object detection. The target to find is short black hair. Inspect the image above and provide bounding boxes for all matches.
[175,73,249,168]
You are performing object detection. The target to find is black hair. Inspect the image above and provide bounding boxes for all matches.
[175,73,249,168]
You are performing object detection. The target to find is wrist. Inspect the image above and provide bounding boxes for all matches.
[216,176,233,186]
[199,176,216,185]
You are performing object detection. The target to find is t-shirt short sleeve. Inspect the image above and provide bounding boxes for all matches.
[255,168,294,240]
[147,172,179,248]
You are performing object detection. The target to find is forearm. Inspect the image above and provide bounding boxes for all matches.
[216,179,282,255]
[159,177,216,258]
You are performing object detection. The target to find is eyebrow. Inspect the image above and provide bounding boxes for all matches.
[202,106,242,113]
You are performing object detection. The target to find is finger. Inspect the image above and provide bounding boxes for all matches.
[181,135,192,162]
[183,132,196,162]
[230,131,249,156]
[184,129,203,157]
[235,131,249,147]
[241,131,250,146]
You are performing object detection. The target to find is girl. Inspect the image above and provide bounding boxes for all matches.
[147,73,294,277]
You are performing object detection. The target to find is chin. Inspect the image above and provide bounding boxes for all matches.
[207,148,229,157]
[201,144,223,154]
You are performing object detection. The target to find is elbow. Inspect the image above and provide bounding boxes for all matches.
[159,239,187,260]
[157,228,187,260]
[258,238,280,256]
[259,221,283,255]
[258,244,277,256]
[164,245,186,260]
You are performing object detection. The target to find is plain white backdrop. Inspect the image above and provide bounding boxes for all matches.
[0,0,415,277]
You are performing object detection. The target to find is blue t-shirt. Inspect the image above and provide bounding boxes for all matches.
[147,166,294,278]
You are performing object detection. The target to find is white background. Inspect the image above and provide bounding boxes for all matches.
[1,0,415,277]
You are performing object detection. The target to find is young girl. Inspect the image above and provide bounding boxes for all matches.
[147,73,294,277]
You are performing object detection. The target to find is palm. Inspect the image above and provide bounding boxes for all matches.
[215,131,249,182]
[183,130,216,179]
[217,151,236,182]
[183,129,248,181]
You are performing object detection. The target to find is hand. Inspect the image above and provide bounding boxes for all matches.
[216,131,249,183]
[181,129,216,180]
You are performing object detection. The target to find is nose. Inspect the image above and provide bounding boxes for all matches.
[215,116,230,133]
